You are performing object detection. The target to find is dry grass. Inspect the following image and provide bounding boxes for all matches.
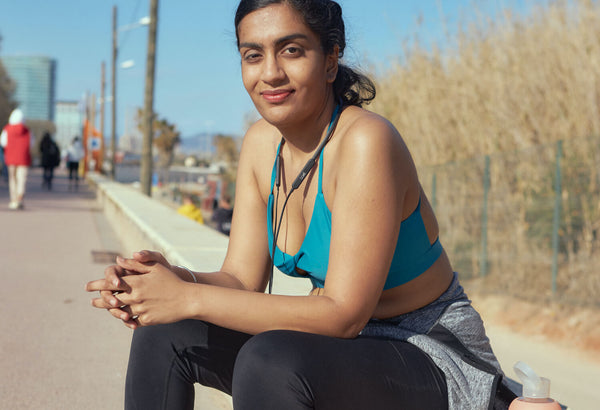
[372,0,600,165]
[369,0,600,305]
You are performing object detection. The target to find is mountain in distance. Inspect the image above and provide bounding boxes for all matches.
[177,132,216,156]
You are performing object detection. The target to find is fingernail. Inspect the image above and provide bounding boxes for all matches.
[113,279,119,287]
[111,299,118,307]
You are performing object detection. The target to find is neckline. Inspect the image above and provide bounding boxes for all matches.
[269,147,328,259]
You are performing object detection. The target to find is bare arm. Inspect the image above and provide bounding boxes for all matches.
[88,113,411,338]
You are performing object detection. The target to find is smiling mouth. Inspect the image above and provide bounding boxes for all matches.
[261,90,294,103]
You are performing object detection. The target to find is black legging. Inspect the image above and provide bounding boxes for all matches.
[125,320,448,410]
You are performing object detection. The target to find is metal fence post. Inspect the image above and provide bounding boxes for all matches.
[431,172,437,212]
[551,140,563,295]
[480,155,490,277]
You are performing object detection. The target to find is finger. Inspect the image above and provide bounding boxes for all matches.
[104,264,125,287]
[108,306,133,321]
[112,284,136,306]
[116,256,153,274]
[86,279,111,292]
[85,278,130,293]
[90,296,125,310]
[123,318,139,330]
[132,250,162,263]
[100,289,124,308]
[106,307,138,329]
[118,306,141,329]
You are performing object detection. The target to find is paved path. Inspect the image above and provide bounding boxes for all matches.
[0,168,132,409]
[1,167,599,409]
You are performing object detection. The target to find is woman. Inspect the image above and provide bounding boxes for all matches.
[0,108,32,210]
[39,132,60,190]
[86,1,511,409]
[65,136,83,190]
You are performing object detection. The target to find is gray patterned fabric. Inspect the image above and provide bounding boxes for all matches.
[361,273,504,410]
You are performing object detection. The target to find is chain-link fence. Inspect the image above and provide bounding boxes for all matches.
[419,135,600,306]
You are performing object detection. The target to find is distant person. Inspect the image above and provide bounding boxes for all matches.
[211,194,233,235]
[0,108,32,210]
[65,136,84,191]
[0,144,7,183]
[177,194,204,224]
[39,132,60,190]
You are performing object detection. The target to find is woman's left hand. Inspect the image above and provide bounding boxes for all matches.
[87,257,191,329]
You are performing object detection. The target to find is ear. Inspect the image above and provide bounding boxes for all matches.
[326,45,339,84]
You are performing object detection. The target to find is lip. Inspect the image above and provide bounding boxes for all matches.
[260,89,294,103]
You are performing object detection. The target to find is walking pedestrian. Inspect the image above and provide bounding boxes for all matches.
[0,108,32,210]
[65,136,84,191]
[0,145,7,183]
[39,132,60,190]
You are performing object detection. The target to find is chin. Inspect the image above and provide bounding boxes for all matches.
[256,104,296,126]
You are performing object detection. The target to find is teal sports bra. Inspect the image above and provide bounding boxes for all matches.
[267,143,443,290]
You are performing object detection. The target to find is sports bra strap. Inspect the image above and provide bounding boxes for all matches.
[318,146,325,193]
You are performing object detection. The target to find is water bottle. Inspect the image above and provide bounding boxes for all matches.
[508,361,561,409]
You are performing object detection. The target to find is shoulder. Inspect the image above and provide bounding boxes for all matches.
[324,106,419,205]
[240,118,280,156]
[237,118,281,197]
[335,106,412,170]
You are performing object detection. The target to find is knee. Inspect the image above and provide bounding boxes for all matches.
[232,330,314,406]
[130,320,198,357]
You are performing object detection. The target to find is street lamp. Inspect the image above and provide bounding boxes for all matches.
[110,7,150,180]
[140,0,159,197]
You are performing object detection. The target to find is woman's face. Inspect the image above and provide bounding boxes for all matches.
[237,3,337,127]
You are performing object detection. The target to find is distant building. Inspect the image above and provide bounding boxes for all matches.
[55,101,82,149]
[1,55,57,121]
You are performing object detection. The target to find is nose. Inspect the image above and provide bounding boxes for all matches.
[262,53,286,84]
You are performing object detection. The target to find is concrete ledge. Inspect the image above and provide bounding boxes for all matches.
[88,172,229,271]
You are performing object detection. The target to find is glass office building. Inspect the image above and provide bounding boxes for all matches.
[1,55,56,121]
[55,101,82,149]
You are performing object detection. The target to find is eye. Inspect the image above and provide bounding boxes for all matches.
[282,46,303,57]
[242,51,262,63]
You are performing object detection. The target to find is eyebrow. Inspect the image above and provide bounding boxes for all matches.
[238,33,309,50]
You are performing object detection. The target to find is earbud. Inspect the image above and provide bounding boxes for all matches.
[275,152,281,188]
[292,158,315,190]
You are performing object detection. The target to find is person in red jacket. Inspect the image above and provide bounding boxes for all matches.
[0,108,32,210]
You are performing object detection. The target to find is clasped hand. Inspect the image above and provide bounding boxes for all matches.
[85,250,188,329]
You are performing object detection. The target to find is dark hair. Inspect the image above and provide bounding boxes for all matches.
[235,0,375,107]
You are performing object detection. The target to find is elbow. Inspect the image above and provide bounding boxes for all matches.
[338,324,364,339]
[328,314,369,339]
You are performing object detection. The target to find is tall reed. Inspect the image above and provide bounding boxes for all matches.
[370,0,600,304]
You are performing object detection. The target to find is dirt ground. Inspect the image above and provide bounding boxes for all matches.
[466,282,600,363]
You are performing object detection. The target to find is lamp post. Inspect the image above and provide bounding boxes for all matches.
[140,0,159,197]
[109,8,150,180]
[110,5,117,179]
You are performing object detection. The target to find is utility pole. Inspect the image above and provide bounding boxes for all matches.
[90,93,97,171]
[100,61,106,173]
[140,0,158,196]
[110,5,117,180]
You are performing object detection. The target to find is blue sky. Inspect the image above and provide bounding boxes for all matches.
[0,0,536,139]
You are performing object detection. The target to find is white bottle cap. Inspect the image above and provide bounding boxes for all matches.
[513,361,551,399]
